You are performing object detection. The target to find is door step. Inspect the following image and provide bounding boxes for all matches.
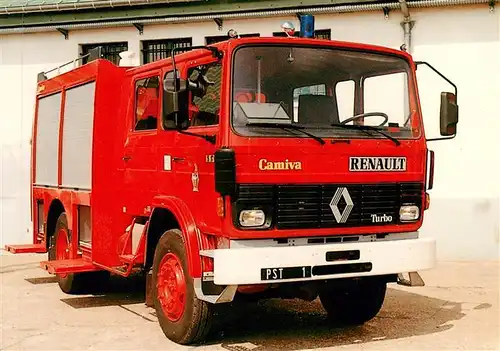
[40,258,100,275]
[4,244,46,254]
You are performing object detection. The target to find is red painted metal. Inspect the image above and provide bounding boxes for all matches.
[151,197,202,277]
[30,98,39,235]
[4,244,46,254]
[57,90,66,186]
[40,258,100,274]
[56,228,69,260]
[120,254,135,263]
[9,36,431,285]
[156,253,187,322]
[55,227,70,277]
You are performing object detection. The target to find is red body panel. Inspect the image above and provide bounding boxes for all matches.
[5,244,46,254]
[40,258,99,274]
[20,37,429,280]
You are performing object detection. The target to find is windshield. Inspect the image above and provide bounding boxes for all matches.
[231,45,420,140]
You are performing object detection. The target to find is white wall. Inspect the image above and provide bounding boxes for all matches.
[1,5,499,260]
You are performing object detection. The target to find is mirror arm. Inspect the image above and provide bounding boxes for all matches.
[415,61,457,98]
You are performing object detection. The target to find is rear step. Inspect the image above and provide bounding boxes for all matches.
[40,258,100,275]
[4,244,46,254]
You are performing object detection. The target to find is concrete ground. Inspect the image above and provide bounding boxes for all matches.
[1,252,498,351]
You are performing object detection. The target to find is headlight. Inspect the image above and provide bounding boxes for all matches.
[239,210,266,227]
[400,205,420,222]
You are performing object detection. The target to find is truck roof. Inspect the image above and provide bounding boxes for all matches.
[36,58,127,97]
[36,36,413,95]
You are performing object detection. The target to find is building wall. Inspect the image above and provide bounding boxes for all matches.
[1,4,499,260]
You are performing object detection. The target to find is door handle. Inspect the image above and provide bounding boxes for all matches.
[122,155,132,161]
[172,157,185,162]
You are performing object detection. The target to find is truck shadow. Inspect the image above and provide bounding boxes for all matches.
[59,274,146,309]
[211,287,468,350]
[50,276,477,350]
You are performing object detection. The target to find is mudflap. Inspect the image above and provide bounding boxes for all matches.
[145,269,154,307]
[397,271,425,287]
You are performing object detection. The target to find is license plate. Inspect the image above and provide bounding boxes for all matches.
[261,266,312,281]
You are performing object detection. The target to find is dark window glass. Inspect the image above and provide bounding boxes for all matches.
[81,42,128,65]
[142,38,192,64]
[231,45,417,140]
[134,76,160,131]
[188,62,222,126]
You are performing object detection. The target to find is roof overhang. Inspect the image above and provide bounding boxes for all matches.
[0,0,495,34]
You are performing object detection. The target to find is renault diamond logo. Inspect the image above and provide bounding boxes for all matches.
[329,187,354,223]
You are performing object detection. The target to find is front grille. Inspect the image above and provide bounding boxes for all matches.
[235,183,423,230]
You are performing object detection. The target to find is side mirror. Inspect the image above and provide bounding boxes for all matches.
[439,92,458,136]
[163,77,189,130]
[215,148,236,196]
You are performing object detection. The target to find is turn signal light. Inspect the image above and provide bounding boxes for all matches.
[425,192,430,210]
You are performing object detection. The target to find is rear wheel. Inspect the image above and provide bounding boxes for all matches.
[319,278,386,326]
[152,229,213,345]
[48,212,109,294]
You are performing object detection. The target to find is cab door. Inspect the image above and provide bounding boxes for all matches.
[172,59,223,233]
[122,73,162,216]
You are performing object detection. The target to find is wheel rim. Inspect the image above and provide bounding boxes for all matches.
[156,253,186,322]
[55,228,70,278]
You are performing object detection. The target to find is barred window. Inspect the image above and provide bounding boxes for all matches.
[205,33,260,45]
[272,29,331,40]
[81,42,128,65]
[142,38,192,64]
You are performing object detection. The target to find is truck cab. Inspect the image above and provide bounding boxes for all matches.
[126,34,457,344]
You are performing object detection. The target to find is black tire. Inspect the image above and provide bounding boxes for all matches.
[319,278,386,326]
[48,212,109,294]
[152,229,213,345]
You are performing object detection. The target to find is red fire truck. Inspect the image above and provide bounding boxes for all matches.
[6,19,458,345]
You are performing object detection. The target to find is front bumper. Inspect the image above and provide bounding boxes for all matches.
[211,237,435,285]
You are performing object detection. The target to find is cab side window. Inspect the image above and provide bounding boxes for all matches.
[188,62,221,127]
[134,76,160,131]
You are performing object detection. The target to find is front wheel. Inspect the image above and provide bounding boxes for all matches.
[152,229,214,345]
[319,278,386,326]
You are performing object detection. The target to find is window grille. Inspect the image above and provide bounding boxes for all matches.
[272,29,331,40]
[205,33,260,45]
[142,38,192,64]
[81,42,128,65]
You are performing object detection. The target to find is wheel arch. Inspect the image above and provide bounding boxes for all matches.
[146,196,202,278]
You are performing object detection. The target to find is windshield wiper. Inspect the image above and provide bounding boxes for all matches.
[246,122,326,145]
[331,124,401,146]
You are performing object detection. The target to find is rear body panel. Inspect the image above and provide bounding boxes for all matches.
[30,60,129,268]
